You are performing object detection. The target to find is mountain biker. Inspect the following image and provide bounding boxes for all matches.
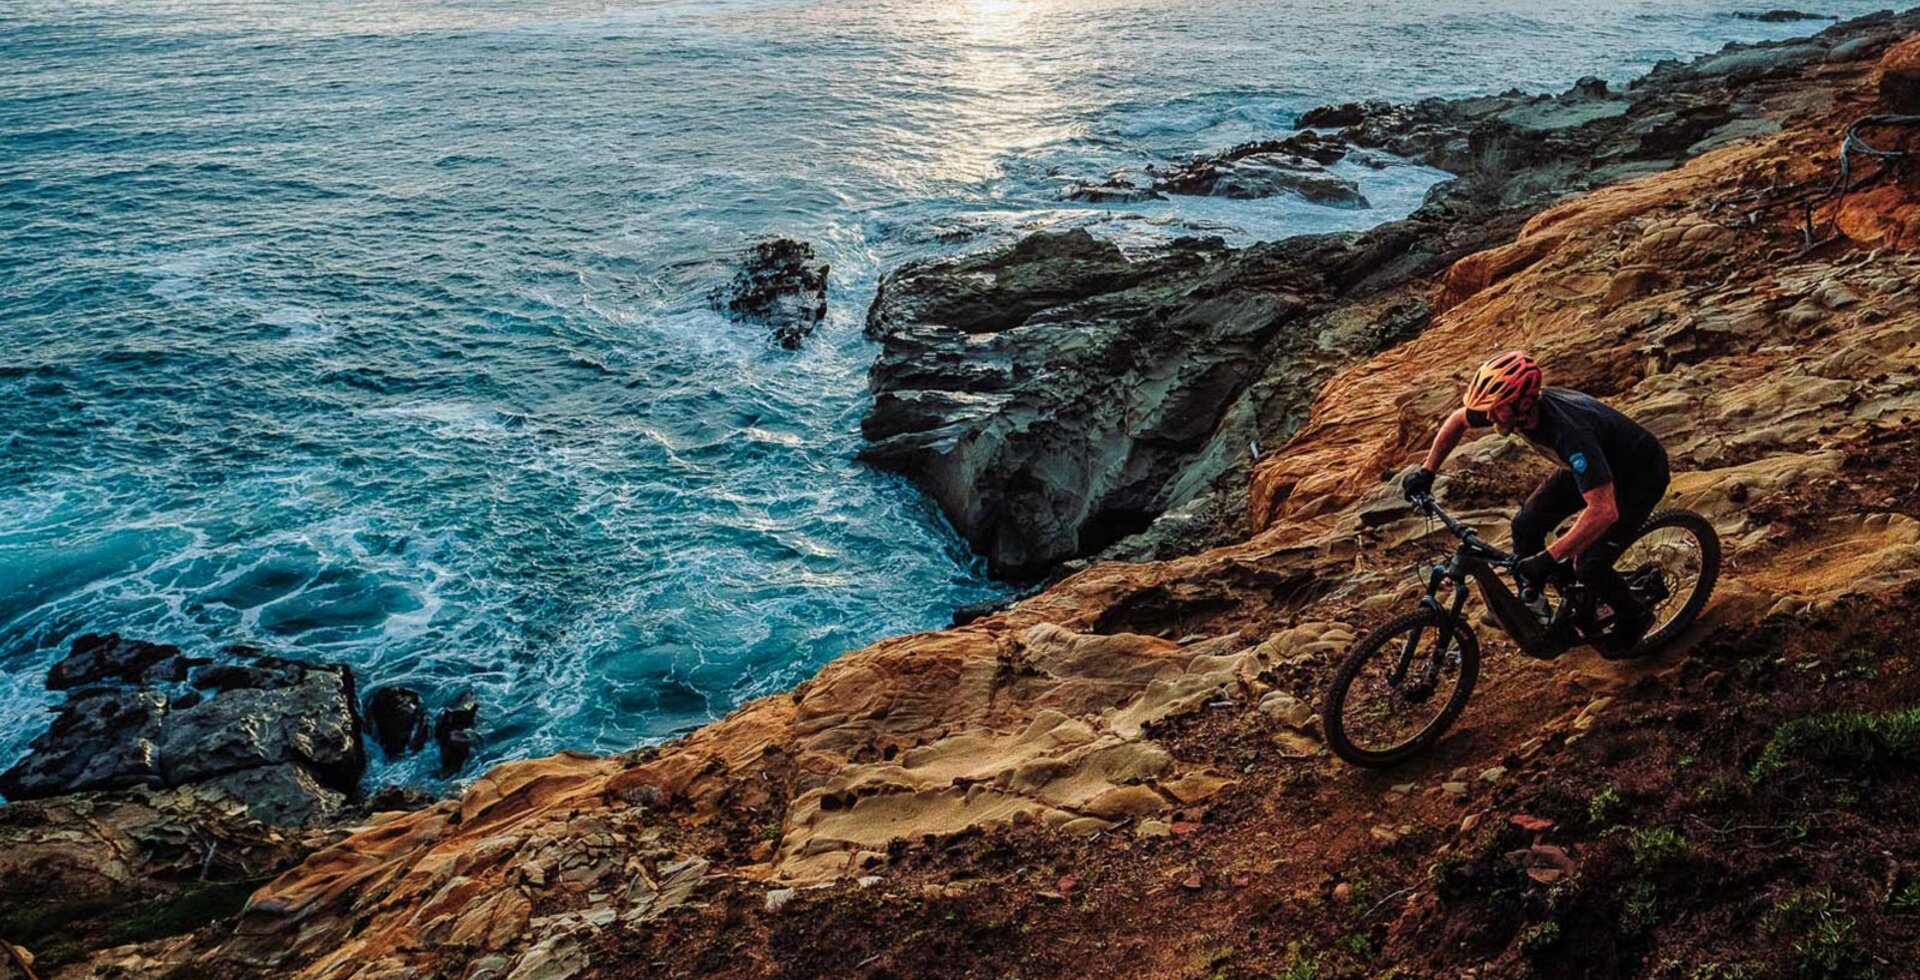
[1397,351,1670,658]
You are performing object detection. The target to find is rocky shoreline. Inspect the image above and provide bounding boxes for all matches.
[6,10,1920,978]
[857,15,1903,578]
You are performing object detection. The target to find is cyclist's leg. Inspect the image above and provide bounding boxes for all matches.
[1578,472,1668,652]
[1511,470,1583,556]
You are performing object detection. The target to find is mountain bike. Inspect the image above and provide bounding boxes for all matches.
[1321,493,1720,768]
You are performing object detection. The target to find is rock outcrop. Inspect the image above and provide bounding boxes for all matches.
[712,238,829,349]
[858,11,1919,578]
[364,684,426,759]
[0,634,365,828]
[1152,137,1369,207]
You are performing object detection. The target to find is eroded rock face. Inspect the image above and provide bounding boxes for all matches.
[713,238,829,349]
[0,635,365,828]
[861,227,1394,576]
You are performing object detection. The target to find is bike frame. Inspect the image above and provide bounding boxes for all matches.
[1404,495,1596,663]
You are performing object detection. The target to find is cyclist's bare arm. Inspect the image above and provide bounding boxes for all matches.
[1421,408,1473,472]
[1548,482,1620,560]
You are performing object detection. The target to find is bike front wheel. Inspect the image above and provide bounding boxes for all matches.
[1323,607,1480,768]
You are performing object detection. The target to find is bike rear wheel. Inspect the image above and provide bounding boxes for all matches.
[1619,508,1721,655]
[1323,607,1480,768]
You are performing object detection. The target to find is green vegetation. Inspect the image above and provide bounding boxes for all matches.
[1341,932,1374,959]
[1764,888,1879,979]
[1689,963,1763,980]
[1620,879,1661,936]
[1694,773,1748,808]
[1613,826,1689,872]
[1588,785,1624,827]
[1517,920,1561,953]
[1892,880,1920,913]
[1275,941,1323,980]
[1750,707,1920,782]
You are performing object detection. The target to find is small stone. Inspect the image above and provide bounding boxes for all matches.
[1370,825,1402,847]
[764,888,797,913]
[1259,691,1319,732]
[1332,881,1353,903]
[857,876,882,889]
[1390,782,1417,795]
[1179,871,1204,890]
[1135,818,1173,839]
[747,840,775,863]
[1057,874,1077,894]
[1511,814,1554,834]
[1442,781,1470,800]
[1171,821,1200,836]
[1460,812,1483,835]
[1479,766,1507,784]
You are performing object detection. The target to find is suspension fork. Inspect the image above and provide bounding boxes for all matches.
[1393,562,1468,686]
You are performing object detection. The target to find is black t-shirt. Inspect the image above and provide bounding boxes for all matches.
[1466,388,1667,496]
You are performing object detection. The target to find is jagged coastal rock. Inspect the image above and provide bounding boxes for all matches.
[1152,134,1369,206]
[712,237,829,349]
[365,684,427,759]
[0,634,365,828]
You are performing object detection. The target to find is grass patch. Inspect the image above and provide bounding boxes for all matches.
[1750,707,1920,782]
[1588,786,1624,828]
[1764,888,1879,979]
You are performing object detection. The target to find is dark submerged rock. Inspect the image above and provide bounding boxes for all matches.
[714,238,829,349]
[366,685,428,759]
[1062,179,1165,204]
[435,697,480,775]
[1734,9,1836,22]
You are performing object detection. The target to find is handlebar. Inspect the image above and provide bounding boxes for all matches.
[1408,494,1515,565]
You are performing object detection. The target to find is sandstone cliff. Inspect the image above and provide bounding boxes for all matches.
[14,14,1920,980]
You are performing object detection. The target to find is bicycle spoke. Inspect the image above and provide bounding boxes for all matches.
[1340,621,1464,755]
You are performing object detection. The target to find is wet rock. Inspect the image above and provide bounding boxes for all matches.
[1297,99,1391,129]
[713,238,829,349]
[366,685,428,759]
[163,658,363,791]
[951,595,1016,626]
[436,697,481,775]
[46,633,192,690]
[1062,179,1164,203]
[0,689,168,799]
[0,635,365,825]
[1155,147,1368,207]
[198,762,346,828]
[1733,9,1836,22]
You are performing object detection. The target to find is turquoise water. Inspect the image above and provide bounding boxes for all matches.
[0,0,1888,785]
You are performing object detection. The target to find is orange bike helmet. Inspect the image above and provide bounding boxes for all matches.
[1463,350,1543,412]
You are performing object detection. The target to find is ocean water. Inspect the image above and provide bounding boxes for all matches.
[0,0,1890,786]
